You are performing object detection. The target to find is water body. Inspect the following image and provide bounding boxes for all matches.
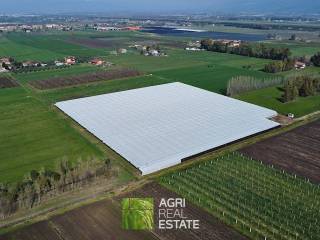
[141,27,267,42]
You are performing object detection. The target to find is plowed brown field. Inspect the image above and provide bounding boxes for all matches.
[240,120,320,184]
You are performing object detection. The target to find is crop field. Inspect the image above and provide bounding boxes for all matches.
[0,31,187,62]
[38,75,173,104]
[153,64,271,94]
[237,86,320,117]
[0,87,104,182]
[7,33,103,58]
[1,200,157,240]
[107,51,204,72]
[0,37,64,62]
[159,152,320,240]
[240,120,320,184]
[120,182,248,240]
[68,36,128,49]
[0,76,19,88]
[169,50,272,70]
[107,49,273,73]
[15,64,100,84]
[29,68,142,89]
[69,34,184,49]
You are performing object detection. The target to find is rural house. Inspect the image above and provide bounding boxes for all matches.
[65,56,76,65]
[90,58,105,66]
[294,61,306,69]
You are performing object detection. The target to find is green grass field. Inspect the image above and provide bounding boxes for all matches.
[153,64,271,94]
[0,87,104,183]
[6,33,104,60]
[238,86,320,117]
[159,152,320,240]
[0,37,64,62]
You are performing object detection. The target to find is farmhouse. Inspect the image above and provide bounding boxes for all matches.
[90,58,105,66]
[96,26,121,31]
[0,57,12,70]
[123,26,141,31]
[54,60,64,67]
[0,57,12,65]
[214,39,242,47]
[118,48,127,54]
[65,56,76,65]
[294,61,306,69]
[56,83,279,175]
[0,67,8,73]
[22,61,41,67]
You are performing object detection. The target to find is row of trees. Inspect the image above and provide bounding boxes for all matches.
[200,40,291,60]
[13,64,71,74]
[263,59,295,73]
[311,52,320,67]
[0,158,113,219]
[282,74,320,102]
[226,76,284,96]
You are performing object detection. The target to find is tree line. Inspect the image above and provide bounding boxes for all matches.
[0,158,114,219]
[200,39,291,60]
[282,74,320,102]
[227,76,284,97]
[311,52,320,67]
[263,59,295,73]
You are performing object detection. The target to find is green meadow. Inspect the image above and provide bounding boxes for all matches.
[238,86,320,117]
[0,87,104,183]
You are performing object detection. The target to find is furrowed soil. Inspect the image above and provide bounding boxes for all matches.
[0,77,19,89]
[240,120,320,184]
[119,182,248,240]
[29,69,142,90]
[1,199,157,240]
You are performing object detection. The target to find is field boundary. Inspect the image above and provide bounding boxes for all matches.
[29,68,143,90]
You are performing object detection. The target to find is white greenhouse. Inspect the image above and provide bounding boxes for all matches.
[55,82,279,175]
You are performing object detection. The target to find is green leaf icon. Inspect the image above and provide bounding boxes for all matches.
[122,198,154,230]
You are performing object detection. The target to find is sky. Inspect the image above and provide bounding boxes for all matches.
[0,0,320,15]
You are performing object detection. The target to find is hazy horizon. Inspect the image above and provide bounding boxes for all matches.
[1,0,320,15]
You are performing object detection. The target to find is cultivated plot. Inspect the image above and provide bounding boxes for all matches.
[30,69,142,90]
[159,153,320,240]
[1,200,157,240]
[240,120,320,184]
[0,76,19,89]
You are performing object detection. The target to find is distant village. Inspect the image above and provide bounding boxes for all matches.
[0,23,142,33]
[0,55,113,73]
